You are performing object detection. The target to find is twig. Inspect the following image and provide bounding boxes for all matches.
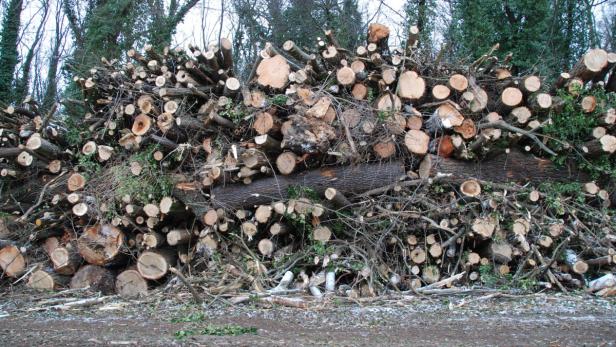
[17,171,67,223]
[479,121,557,156]
[169,267,203,304]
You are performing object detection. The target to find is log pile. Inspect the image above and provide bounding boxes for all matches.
[2,24,616,298]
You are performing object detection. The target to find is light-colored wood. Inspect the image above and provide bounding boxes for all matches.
[276,151,298,175]
[404,130,430,155]
[397,71,425,100]
[116,269,148,299]
[137,249,177,280]
[166,229,193,246]
[460,179,481,197]
[67,173,86,191]
[0,245,25,278]
[77,224,125,266]
[258,239,274,256]
[313,226,332,242]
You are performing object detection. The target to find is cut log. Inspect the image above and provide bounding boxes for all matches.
[324,187,351,209]
[142,232,165,249]
[51,245,82,275]
[410,247,426,264]
[336,66,356,87]
[404,130,430,155]
[435,102,464,128]
[313,226,332,242]
[137,249,176,280]
[422,265,440,284]
[500,87,523,108]
[269,223,288,236]
[77,224,126,266]
[116,269,148,299]
[70,265,115,294]
[571,48,609,81]
[448,74,468,92]
[253,111,275,135]
[0,245,25,278]
[67,173,86,191]
[432,85,451,100]
[373,140,396,158]
[132,114,152,135]
[397,71,425,100]
[258,239,274,256]
[256,55,290,89]
[27,269,70,290]
[276,151,298,175]
[460,179,481,197]
[489,242,512,263]
[166,229,193,246]
[26,133,61,156]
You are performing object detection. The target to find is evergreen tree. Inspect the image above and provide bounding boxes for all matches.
[404,0,436,52]
[146,0,200,49]
[0,0,23,104]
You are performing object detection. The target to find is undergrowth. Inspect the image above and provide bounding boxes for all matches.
[543,88,616,180]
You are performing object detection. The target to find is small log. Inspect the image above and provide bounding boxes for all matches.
[422,265,440,284]
[432,85,451,100]
[324,187,352,209]
[411,247,426,264]
[166,229,193,246]
[137,249,177,280]
[276,151,298,175]
[27,269,70,290]
[269,223,288,236]
[0,245,25,278]
[116,269,148,299]
[570,48,609,81]
[460,179,481,197]
[67,173,86,192]
[448,74,468,92]
[500,87,523,108]
[26,133,61,156]
[241,222,258,239]
[256,55,290,89]
[142,232,165,249]
[521,75,541,93]
[50,245,82,275]
[132,114,152,135]
[404,130,430,155]
[489,242,513,263]
[313,226,332,242]
[336,66,356,87]
[258,239,274,256]
[373,140,396,158]
[255,205,272,224]
[70,265,115,294]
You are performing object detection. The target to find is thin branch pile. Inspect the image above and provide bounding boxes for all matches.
[2,24,616,299]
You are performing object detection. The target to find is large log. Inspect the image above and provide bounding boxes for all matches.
[70,265,115,294]
[177,150,587,211]
[77,224,126,266]
[179,161,406,211]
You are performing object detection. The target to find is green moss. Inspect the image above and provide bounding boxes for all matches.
[219,102,246,124]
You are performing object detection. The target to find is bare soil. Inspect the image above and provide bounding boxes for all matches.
[1,292,616,346]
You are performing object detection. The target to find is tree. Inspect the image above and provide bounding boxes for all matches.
[146,0,200,49]
[404,0,436,52]
[14,0,50,104]
[0,0,23,104]
[41,3,69,111]
[231,0,363,79]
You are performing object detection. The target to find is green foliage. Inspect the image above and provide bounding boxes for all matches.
[447,0,596,76]
[219,102,246,124]
[270,94,288,106]
[112,145,173,205]
[543,89,616,180]
[404,0,437,52]
[0,0,23,104]
[76,153,102,178]
[64,117,88,148]
[479,264,538,291]
[287,185,319,201]
[231,0,363,78]
[171,312,205,323]
[201,325,257,336]
[377,110,393,122]
[174,325,257,340]
[538,182,584,215]
[366,88,376,103]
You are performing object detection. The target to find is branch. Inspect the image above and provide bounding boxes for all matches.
[478,120,557,156]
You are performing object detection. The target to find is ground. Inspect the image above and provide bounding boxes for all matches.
[1,291,616,346]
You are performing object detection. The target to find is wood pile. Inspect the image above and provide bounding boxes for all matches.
[2,24,616,298]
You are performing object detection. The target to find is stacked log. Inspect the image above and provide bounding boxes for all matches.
[1,23,616,298]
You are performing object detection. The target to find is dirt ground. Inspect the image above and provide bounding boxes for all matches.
[1,291,616,346]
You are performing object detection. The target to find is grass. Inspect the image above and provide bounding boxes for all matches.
[174,325,257,340]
